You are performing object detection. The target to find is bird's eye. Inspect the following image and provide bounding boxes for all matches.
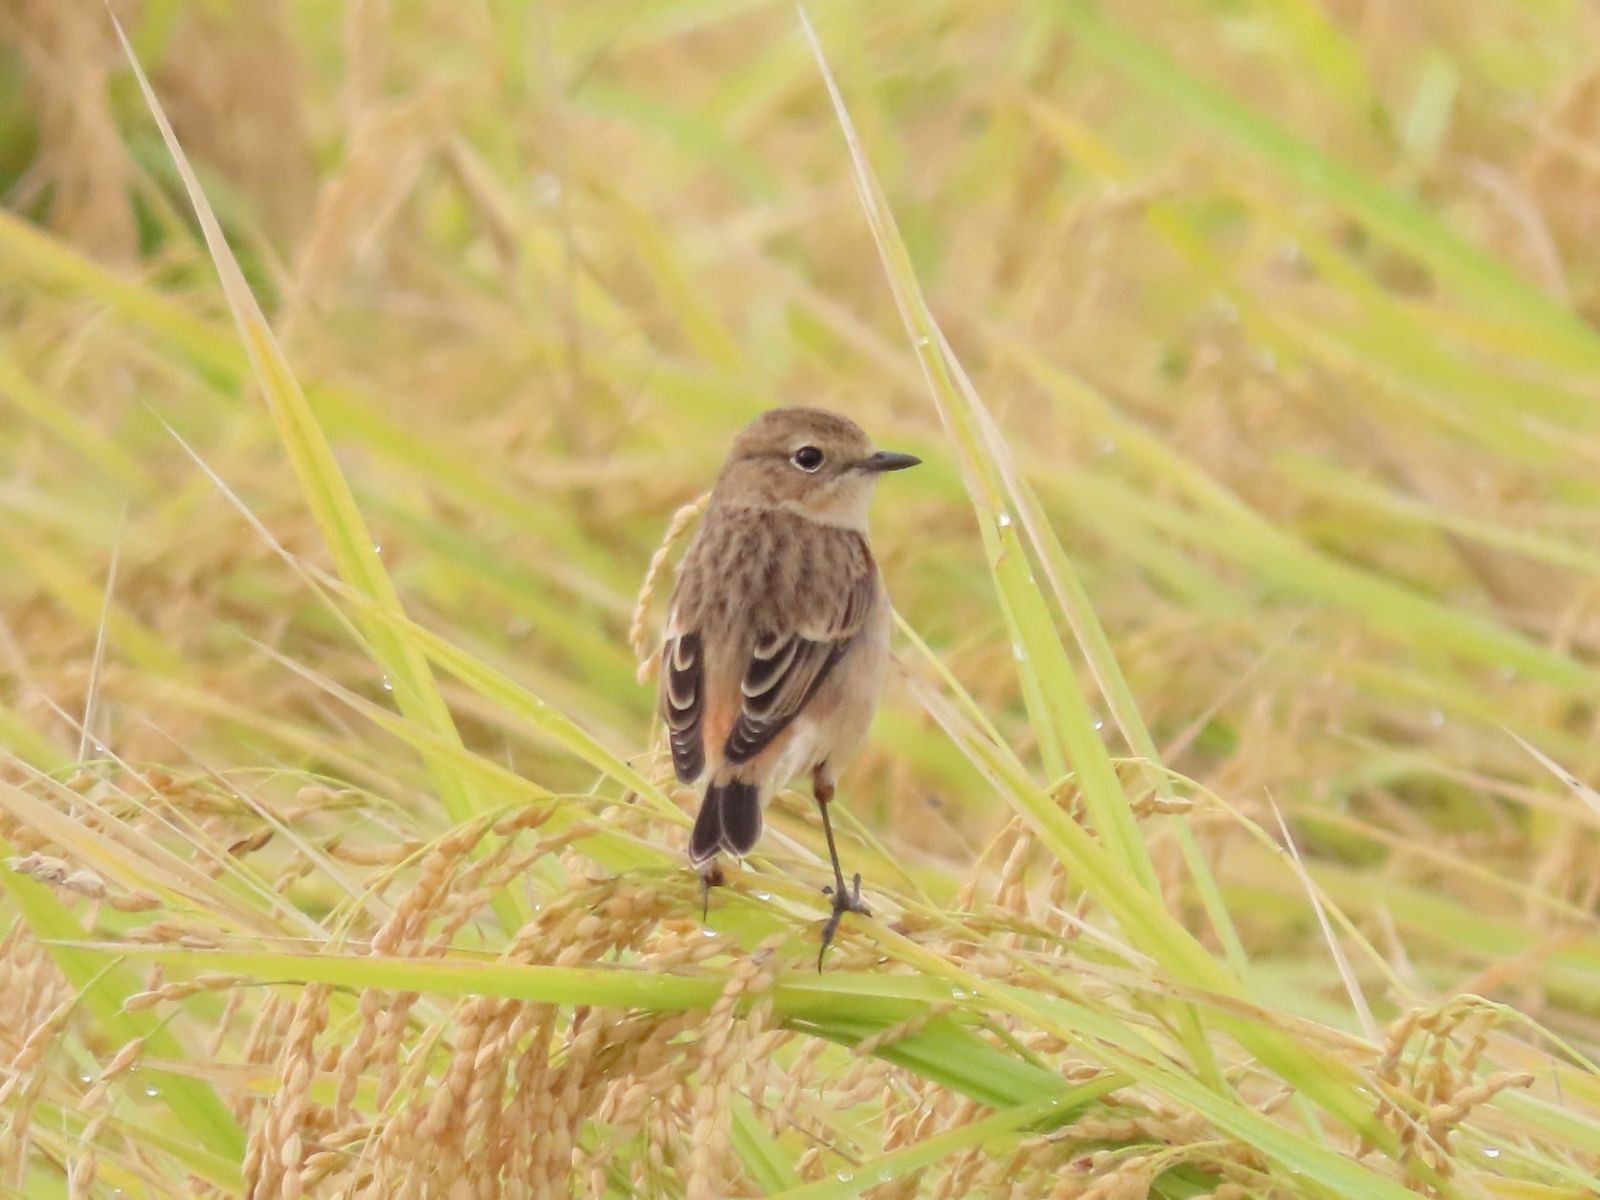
[791,445,825,472]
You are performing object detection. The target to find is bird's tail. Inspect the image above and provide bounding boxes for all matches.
[689,775,762,863]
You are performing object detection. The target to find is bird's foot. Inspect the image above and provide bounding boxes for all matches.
[818,872,870,971]
[699,862,725,923]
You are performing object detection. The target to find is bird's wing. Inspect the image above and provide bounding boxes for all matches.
[723,559,876,765]
[660,630,705,783]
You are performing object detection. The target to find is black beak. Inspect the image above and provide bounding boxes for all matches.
[857,450,922,473]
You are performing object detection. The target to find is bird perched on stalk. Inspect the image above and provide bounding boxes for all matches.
[658,408,919,967]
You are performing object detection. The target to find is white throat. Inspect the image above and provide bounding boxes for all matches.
[778,488,873,531]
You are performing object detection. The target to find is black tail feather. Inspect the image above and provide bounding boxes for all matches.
[688,778,762,862]
[689,789,722,863]
[719,779,762,855]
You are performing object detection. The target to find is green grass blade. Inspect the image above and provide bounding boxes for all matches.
[2,842,245,1162]
[108,13,484,830]
[1052,3,1600,369]
[798,8,1161,905]
[764,1078,1121,1200]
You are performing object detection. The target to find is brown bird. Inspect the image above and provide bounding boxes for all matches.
[659,408,919,965]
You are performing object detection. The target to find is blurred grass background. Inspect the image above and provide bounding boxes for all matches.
[4,1,1600,1197]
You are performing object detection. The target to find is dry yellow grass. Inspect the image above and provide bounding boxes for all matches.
[4,1,1600,1197]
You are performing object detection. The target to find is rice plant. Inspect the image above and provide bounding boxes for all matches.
[3,2,1600,1197]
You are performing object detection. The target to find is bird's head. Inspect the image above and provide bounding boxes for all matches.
[712,407,920,529]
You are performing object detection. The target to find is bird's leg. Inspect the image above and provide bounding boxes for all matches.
[698,860,725,923]
[813,764,869,970]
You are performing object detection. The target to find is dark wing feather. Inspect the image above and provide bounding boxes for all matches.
[660,631,705,782]
[723,566,875,765]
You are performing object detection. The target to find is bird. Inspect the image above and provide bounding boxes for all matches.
[657,407,920,967]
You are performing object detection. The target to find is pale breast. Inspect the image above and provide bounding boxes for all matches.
[800,584,890,781]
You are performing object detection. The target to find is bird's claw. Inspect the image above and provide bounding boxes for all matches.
[817,873,870,971]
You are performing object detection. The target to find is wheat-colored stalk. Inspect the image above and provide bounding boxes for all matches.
[629,490,712,683]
